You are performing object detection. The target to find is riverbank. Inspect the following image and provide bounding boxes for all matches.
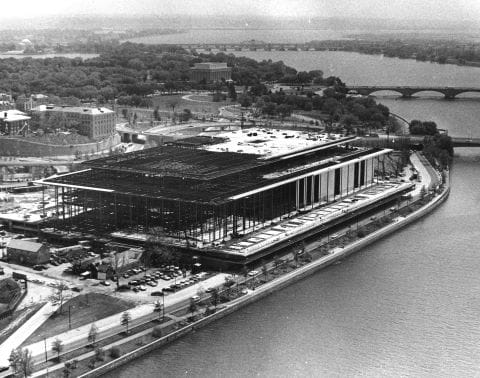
[34,157,447,378]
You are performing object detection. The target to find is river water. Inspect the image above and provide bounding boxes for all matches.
[108,50,480,377]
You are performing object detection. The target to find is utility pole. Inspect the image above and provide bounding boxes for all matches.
[68,305,72,330]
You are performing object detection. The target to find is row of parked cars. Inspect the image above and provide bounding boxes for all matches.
[160,272,209,294]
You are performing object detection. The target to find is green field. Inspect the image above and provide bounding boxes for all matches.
[22,293,135,346]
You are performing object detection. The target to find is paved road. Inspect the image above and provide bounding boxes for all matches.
[23,273,229,364]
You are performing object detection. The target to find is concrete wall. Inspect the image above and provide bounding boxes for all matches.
[0,134,120,158]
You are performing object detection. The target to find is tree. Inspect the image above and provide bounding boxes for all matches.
[11,348,32,378]
[49,283,69,314]
[94,347,105,362]
[153,106,160,121]
[294,250,299,267]
[9,348,21,377]
[63,365,72,378]
[227,82,237,101]
[154,299,163,322]
[261,264,268,281]
[241,266,249,282]
[210,288,219,310]
[420,185,427,200]
[52,338,63,361]
[88,323,99,348]
[167,98,180,116]
[273,255,282,272]
[188,298,198,318]
[121,311,131,334]
[223,276,235,295]
[238,94,253,108]
[180,109,192,122]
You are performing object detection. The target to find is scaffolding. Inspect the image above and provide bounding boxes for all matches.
[41,143,391,247]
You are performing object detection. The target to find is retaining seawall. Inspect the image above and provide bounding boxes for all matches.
[80,178,450,378]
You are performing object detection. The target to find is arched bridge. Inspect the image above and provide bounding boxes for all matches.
[346,86,480,99]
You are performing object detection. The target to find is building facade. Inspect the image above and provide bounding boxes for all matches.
[0,110,30,135]
[40,129,414,266]
[190,62,232,83]
[7,240,50,266]
[31,105,116,140]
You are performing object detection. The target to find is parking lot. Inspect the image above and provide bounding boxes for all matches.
[113,265,213,303]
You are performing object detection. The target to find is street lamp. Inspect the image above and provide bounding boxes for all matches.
[161,293,165,321]
[43,337,48,362]
[68,304,74,330]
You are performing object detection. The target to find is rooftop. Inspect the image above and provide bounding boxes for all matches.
[33,105,114,115]
[7,239,45,253]
[203,128,349,159]
[42,143,385,204]
[0,110,30,122]
[192,62,230,70]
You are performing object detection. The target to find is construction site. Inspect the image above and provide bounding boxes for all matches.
[38,128,414,267]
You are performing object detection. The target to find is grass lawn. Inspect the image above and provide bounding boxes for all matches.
[22,293,135,346]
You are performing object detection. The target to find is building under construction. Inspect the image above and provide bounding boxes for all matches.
[39,128,414,266]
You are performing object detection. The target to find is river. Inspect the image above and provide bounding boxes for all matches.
[108,50,480,377]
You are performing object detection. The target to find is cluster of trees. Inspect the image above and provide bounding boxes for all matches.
[409,120,438,135]
[309,38,480,66]
[239,79,389,129]
[0,43,332,107]
[423,133,453,170]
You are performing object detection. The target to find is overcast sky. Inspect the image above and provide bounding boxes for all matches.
[3,0,480,21]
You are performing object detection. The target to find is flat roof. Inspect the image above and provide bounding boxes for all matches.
[192,62,230,69]
[85,145,264,181]
[33,105,114,115]
[203,128,351,159]
[0,110,30,122]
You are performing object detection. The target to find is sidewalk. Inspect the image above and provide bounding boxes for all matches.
[0,301,58,368]
[30,317,178,378]
[23,274,229,364]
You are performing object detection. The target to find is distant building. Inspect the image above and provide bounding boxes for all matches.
[0,110,30,135]
[0,93,14,110]
[31,105,116,140]
[6,240,50,266]
[17,38,34,52]
[190,62,232,83]
[18,94,50,112]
